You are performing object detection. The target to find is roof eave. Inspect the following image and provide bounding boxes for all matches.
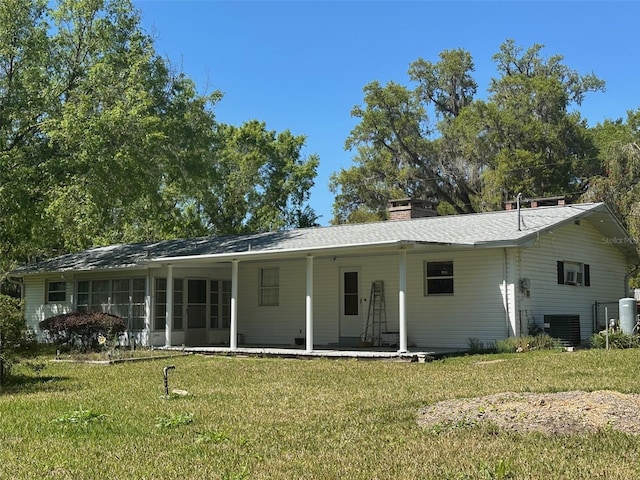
[11,263,152,278]
[149,239,422,264]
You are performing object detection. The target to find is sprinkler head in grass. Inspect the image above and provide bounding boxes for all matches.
[163,365,176,397]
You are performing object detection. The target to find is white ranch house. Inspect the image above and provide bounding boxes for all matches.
[10,201,639,355]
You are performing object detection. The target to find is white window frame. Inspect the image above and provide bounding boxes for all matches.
[46,280,67,303]
[558,260,590,287]
[424,261,454,296]
[154,278,184,331]
[259,267,279,306]
[210,280,232,329]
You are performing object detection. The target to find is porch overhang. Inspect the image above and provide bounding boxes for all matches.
[148,239,423,265]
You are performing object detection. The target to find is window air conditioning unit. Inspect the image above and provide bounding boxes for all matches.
[565,270,577,285]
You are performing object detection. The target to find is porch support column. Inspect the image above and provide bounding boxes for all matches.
[305,255,314,352]
[230,260,239,351]
[164,264,173,347]
[398,249,408,353]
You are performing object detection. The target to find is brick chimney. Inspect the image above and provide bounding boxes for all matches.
[505,195,569,210]
[388,198,436,221]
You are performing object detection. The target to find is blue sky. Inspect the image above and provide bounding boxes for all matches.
[133,0,640,225]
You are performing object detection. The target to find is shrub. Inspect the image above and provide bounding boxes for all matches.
[0,294,35,383]
[467,337,487,353]
[495,334,562,353]
[590,331,640,349]
[39,311,125,352]
[528,333,562,350]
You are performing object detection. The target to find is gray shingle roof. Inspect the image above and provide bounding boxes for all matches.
[11,202,636,275]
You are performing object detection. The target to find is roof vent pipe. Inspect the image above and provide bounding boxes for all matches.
[517,193,522,231]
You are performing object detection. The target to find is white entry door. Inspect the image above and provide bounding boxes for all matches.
[339,268,362,344]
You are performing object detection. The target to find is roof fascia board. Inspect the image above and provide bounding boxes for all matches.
[149,239,421,264]
[15,264,151,278]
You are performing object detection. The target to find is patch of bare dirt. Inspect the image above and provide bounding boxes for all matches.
[418,391,640,435]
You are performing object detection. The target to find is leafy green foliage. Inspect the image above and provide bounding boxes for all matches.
[583,109,640,264]
[0,0,318,273]
[155,412,194,429]
[479,459,513,480]
[0,294,34,382]
[332,39,605,223]
[477,41,603,208]
[39,311,125,352]
[195,429,229,444]
[53,408,107,425]
[590,331,640,349]
[189,120,319,234]
[495,334,562,353]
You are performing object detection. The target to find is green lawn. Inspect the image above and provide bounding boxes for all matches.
[1,349,640,479]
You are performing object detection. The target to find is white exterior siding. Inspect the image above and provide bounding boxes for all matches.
[17,207,635,352]
[238,260,307,345]
[311,259,340,345]
[518,220,630,342]
[238,249,516,349]
[23,276,74,338]
[406,249,511,349]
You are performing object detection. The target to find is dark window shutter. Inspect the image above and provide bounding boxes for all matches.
[557,261,564,284]
[584,264,590,287]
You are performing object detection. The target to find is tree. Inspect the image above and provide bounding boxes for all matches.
[409,48,477,121]
[0,294,29,384]
[332,49,480,223]
[331,40,604,223]
[190,120,319,233]
[477,40,604,208]
[0,0,52,268]
[583,109,640,241]
[0,0,319,275]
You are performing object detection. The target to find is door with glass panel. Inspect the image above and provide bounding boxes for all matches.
[185,279,207,346]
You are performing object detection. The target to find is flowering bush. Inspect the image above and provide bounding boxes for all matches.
[39,312,125,352]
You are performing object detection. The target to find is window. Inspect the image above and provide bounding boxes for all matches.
[46,281,66,303]
[77,281,90,311]
[154,278,166,330]
[343,271,359,315]
[211,280,231,329]
[90,280,110,312]
[259,268,279,306]
[425,261,454,295]
[110,278,147,330]
[174,279,184,330]
[76,279,148,329]
[556,261,590,287]
[154,278,183,330]
[111,279,131,320]
[131,278,147,330]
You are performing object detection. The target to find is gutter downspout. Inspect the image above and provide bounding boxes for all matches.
[6,276,24,300]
